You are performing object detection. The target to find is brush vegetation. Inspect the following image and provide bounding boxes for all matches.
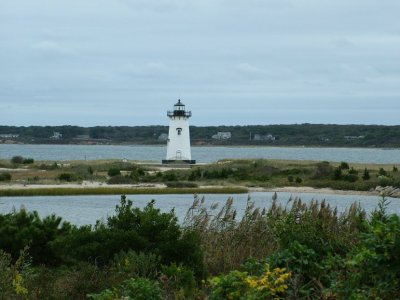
[1,158,399,195]
[0,194,399,299]
[0,186,247,197]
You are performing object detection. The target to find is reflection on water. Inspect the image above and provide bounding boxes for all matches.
[0,192,398,226]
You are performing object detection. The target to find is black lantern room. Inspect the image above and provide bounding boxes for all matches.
[167,99,192,118]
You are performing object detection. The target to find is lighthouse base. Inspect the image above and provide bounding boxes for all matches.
[162,159,196,165]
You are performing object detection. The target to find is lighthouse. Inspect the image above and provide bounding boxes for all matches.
[162,100,195,164]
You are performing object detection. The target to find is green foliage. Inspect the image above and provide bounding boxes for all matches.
[333,167,342,180]
[58,172,79,182]
[54,196,204,277]
[160,263,197,299]
[331,199,400,298]
[209,264,291,300]
[107,168,121,177]
[362,168,370,180]
[312,161,333,179]
[295,176,302,183]
[340,161,349,170]
[22,158,34,164]
[11,155,24,164]
[165,181,198,188]
[0,210,71,265]
[88,278,162,300]
[379,167,388,176]
[112,250,161,279]
[107,174,133,184]
[0,172,11,181]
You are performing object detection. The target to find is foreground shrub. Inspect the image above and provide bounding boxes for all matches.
[210,264,291,300]
[88,277,162,300]
[53,196,204,278]
[0,210,71,265]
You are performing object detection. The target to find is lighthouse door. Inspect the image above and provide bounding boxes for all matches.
[176,150,182,159]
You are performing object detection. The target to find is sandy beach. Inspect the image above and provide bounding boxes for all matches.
[248,186,379,197]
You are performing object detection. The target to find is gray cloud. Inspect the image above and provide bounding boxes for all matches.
[0,0,399,125]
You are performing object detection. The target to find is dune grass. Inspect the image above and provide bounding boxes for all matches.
[0,186,248,197]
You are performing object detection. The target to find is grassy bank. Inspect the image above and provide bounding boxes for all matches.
[0,186,248,197]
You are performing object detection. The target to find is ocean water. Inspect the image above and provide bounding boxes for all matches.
[1,144,399,164]
[0,192,398,226]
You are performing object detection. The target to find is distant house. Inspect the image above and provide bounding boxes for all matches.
[344,135,365,140]
[158,133,168,141]
[0,134,19,138]
[212,132,232,140]
[75,134,90,140]
[50,132,62,140]
[253,134,275,141]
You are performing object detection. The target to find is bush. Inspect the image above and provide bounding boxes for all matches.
[88,278,162,300]
[165,181,198,188]
[295,176,302,183]
[340,161,349,170]
[0,173,11,181]
[312,161,333,179]
[209,265,291,300]
[58,173,79,182]
[22,158,34,164]
[53,196,204,278]
[107,168,121,177]
[11,156,24,164]
[107,175,133,184]
[0,210,72,265]
[362,168,370,180]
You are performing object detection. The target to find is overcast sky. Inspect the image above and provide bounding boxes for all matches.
[1,0,400,126]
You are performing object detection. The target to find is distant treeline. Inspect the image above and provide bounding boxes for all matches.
[1,124,400,147]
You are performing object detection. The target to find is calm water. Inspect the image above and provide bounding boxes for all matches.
[0,144,399,163]
[0,192,398,226]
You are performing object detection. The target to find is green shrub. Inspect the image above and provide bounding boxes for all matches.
[22,158,34,164]
[161,263,197,299]
[378,175,392,187]
[0,210,72,265]
[53,196,204,278]
[88,277,162,300]
[58,173,79,182]
[379,168,387,176]
[312,161,333,179]
[0,173,11,181]
[340,161,349,170]
[107,175,132,184]
[165,181,198,188]
[295,176,302,183]
[107,168,121,177]
[112,251,161,279]
[333,167,342,180]
[11,156,24,164]
[362,168,370,180]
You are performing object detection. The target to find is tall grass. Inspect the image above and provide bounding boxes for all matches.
[0,186,248,197]
[184,195,366,276]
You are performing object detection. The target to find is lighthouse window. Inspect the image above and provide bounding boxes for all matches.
[176,128,182,135]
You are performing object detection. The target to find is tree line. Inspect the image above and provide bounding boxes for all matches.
[1,124,400,146]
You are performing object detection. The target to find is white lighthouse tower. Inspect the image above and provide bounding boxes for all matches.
[163,100,195,164]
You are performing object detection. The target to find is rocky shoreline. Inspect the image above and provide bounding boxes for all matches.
[374,186,400,198]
